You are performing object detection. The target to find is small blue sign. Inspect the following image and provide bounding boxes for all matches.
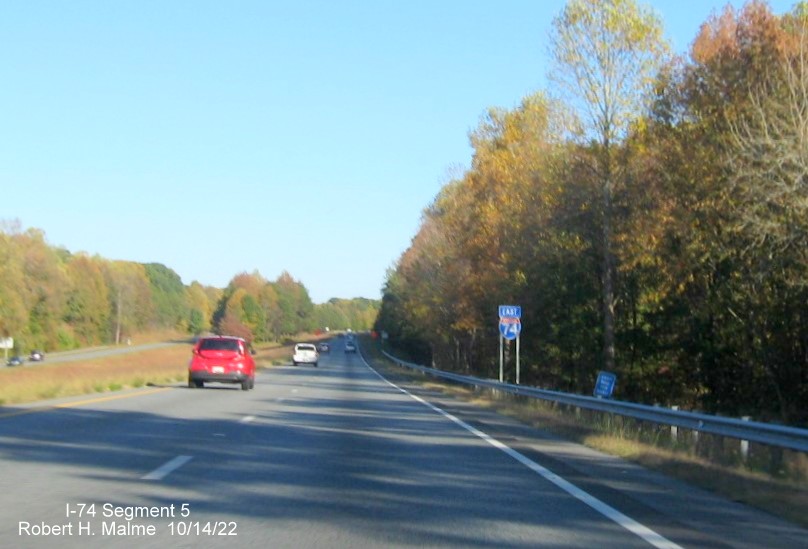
[499,305,521,319]
[593,371,617,398]
[499,317,521,340]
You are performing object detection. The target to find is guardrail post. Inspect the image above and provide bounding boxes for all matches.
[671,406,678,442]
[740,416,750,463]
[769,446,784,476]
[380,348,808,456]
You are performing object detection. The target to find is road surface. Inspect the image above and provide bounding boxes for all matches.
[0,339,804,548]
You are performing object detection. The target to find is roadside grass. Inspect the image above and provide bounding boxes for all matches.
[0,344,190,405]
[0,332,336,407]
[361,338,808,529]
[253,342,294,367]
[120,328,189,345]
[253,333,332,369]
[49,329,190,355]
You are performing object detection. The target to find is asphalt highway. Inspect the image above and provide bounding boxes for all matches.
[0,339,805,548]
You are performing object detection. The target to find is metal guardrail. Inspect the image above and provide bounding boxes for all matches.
[380,350,808,453]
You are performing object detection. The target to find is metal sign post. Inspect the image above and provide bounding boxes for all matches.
[498,307,521,384]
[499,335,503,382]
[0,337,12,363]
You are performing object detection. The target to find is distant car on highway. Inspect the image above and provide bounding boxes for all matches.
[188,336,255,391]
[6,356,24,366]
[28,350,44,362]
[344,341,356,353]
[293,343,319,367]
[318,342,330,353]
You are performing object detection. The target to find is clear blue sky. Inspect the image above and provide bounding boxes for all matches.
[0,0,796,303]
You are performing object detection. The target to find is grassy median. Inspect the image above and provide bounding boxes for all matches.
[0,345,191,405]
[0,333,330,406]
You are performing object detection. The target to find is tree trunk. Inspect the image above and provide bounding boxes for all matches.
[115,288,122,345]
[467,328,476,374]
[602,176,616,372]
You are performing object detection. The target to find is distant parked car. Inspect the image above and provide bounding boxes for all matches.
[188,336,255,391]
[6,356,24,366]
[28,350,44,362]
[292,343,319,367]
[318,342,330,353]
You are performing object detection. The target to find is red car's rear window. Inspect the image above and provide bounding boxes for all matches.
[199,339,240,352]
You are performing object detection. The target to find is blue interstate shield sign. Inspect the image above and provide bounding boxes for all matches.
[499,317,521,340]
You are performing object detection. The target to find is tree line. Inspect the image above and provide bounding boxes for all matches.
[376,1,808,426]
[0,222,378,352]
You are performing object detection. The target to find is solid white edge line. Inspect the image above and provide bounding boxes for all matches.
[359,354,683,549]
[142,455,193,481]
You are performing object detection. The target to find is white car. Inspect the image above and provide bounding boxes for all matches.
[292,343,319,367]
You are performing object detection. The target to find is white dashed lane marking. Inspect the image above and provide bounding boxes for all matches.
[142,455,193,481]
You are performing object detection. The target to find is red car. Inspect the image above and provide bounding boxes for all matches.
[188,336,255,391]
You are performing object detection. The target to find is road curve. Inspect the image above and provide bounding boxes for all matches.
[0,339,804,548]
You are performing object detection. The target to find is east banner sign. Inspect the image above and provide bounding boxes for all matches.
[498,305,521,319]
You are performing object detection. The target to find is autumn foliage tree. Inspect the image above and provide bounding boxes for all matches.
[549,0,669,372]
[377,1,808,425]
[0,223,375,353]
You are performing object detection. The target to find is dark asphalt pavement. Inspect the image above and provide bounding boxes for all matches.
[0,339,804,548]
